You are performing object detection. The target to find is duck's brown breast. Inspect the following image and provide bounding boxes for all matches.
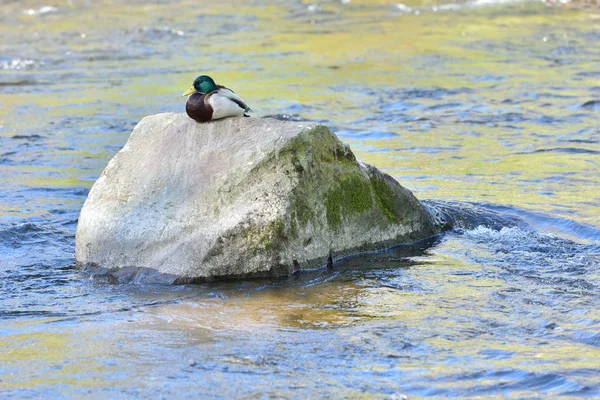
[186,93,213,122]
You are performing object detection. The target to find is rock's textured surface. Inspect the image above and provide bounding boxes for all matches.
[76,113,442,282]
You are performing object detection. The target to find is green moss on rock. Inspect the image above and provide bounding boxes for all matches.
[370,175,400,223]
[294,196,314,226]
[245,217,286,253]
[326,174,373,230]
[248,124,408,241]
[277,125,356,169]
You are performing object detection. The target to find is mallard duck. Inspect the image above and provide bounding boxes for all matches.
[181,75,252,122]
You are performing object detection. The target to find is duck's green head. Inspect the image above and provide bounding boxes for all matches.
[181,75,218,96]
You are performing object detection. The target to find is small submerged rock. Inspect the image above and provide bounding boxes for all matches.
[76,113,443,283]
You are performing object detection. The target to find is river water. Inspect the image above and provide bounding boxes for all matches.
[1,0,599,398]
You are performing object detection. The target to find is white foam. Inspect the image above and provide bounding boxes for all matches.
[0,59,41,70]
[23,6,58,16]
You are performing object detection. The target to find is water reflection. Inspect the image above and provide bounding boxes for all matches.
[3,224,598,397]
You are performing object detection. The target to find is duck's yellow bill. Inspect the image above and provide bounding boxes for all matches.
[181,86,196,97]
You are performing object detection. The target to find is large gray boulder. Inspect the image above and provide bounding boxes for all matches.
[76,113,443,283]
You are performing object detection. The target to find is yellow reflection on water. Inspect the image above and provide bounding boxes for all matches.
[2,0,598,226]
